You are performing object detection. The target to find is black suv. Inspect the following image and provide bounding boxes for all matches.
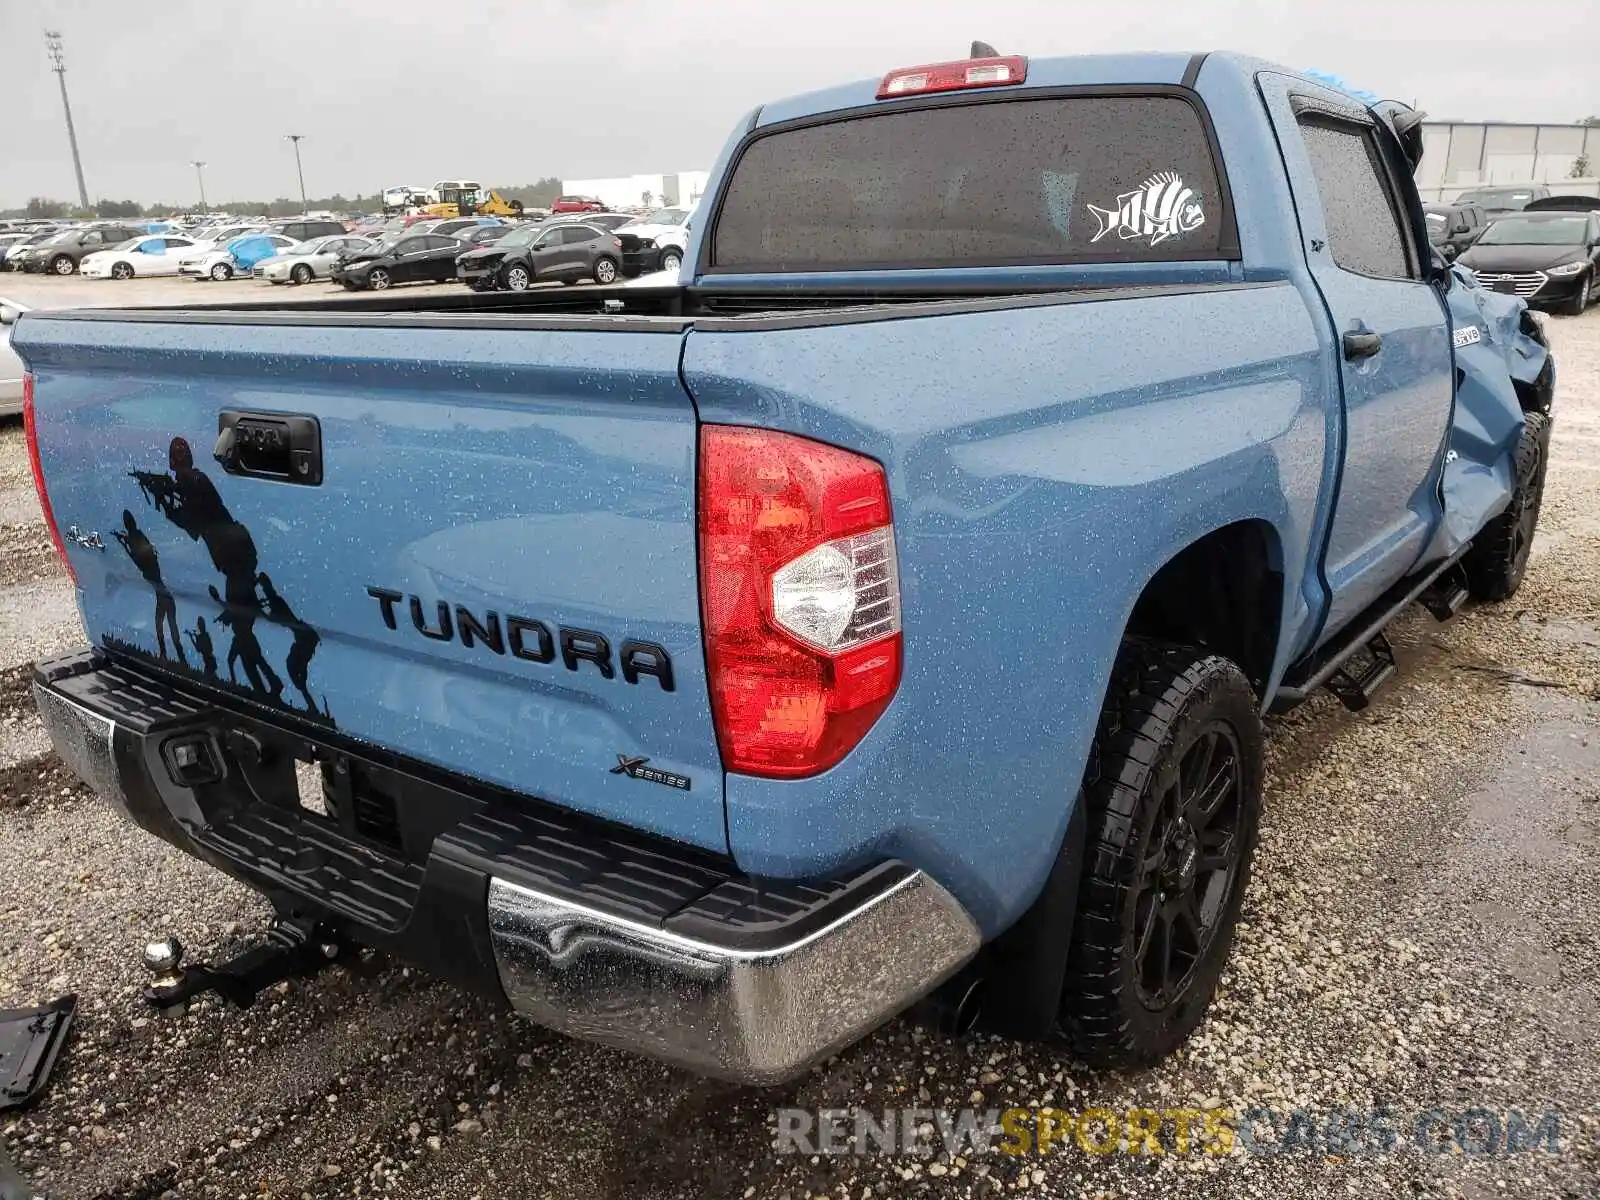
[16,225,144,274]
[1424,203,1488,260]
[272,218,348,242]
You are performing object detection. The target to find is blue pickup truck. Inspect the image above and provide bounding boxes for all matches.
[14,50,1553,1084]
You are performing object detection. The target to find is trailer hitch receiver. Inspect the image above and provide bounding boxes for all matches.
[140,916,346,1013]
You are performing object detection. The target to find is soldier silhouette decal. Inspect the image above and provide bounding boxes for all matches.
[110,436,332,725]
[112,510,186,666]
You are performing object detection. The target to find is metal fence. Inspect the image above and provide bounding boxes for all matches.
[1416,122,1598,202]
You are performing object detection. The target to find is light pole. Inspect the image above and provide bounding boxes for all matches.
[192,161,208,212]
[284,134,308,214]
[45,31,90,212]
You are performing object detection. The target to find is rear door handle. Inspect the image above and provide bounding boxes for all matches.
[1342,330,1383,360]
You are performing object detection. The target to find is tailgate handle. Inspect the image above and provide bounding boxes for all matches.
[215,412,322,486]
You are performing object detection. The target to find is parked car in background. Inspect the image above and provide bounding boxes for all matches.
[1456,209,1600,313]
[332,233,465,290]
[0,234,32,269]
[272,218,348,242]
[14,225,144,274]
[0,298,25,416]
[1423,203,1488,260]
[553,212,634,232]
[550,195,605,213]
[79,234,201,280]
[1452,184,1550,214]
[414,217,504,239]
[0,231,61,271]
[459,221,621,289]
[453,223,539,290]
[177,224,270,275]
[256,235,377,284]
[619,206,695,274]
[192,233,300,282]
[455,224,516,250]
[1524,195,1600,213]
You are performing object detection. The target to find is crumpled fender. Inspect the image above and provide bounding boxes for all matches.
[1426,264,1552,556]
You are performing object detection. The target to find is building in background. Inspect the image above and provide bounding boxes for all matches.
[1416,121,1598,202]
[559,171,709,211]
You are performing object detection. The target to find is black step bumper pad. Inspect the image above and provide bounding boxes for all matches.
[32,650,979,1082]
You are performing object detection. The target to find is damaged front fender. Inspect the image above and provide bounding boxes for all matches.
[1428,265,1553,557]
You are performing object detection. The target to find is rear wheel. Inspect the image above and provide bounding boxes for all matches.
[1462,411,1550,601]
[593,256,618,285]
[110,261,135,280]
[1059,640,1262,1068]
[367,267,391,291]
[290,263,313,285]
[209,262,233,281]
[504,264,531,291]
[51,255,75,275]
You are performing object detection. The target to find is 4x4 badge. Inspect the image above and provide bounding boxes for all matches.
[610,754,691,791]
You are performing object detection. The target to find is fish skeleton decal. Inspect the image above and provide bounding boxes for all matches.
[1087,172,1206,247]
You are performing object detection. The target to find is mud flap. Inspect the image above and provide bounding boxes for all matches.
[0,994,75,1112]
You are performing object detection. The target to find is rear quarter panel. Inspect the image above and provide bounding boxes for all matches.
[682,284,1329,932]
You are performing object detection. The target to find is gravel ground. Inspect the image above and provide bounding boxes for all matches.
[0,309,1597,1200]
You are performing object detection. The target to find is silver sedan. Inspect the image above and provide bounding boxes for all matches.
[0,298,27,417]
[255,235,376,285]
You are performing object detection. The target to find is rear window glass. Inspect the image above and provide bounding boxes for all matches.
[710,95,1233,271]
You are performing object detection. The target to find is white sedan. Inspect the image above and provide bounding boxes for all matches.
[79,235,201,280]
[256,235,376,284]
[190,234,299,282]
[175,225,268,275]
[618,206,694,274]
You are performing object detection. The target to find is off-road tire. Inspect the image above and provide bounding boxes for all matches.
[1059,640,1263,1069]
[1462,411,1550,601]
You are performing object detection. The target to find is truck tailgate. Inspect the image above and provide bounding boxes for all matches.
[17,313,725,852]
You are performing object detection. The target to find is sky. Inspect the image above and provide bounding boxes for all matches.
[3,0,1596,209]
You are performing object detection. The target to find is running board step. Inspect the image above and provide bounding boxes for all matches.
[1323,632,1396,712]
[1271,545,1472,714]
[1419,563,1471,622]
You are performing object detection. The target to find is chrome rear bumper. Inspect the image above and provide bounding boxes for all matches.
[488,869,980,1084]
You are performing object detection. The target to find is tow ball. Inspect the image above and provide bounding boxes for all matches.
[140,916,347,1015]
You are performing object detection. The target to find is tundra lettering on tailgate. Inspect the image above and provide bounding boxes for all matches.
[364,587,675,691]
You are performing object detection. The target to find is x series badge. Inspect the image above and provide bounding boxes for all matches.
[610,754,692,791]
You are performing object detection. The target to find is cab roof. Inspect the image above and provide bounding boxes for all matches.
[747,51,1320,128]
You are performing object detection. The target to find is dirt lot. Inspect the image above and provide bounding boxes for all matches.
[0,300,1597,1200]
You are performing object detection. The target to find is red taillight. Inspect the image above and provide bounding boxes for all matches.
[699,426,902,778]
[22,373,76,584]
[877,55,1028,100]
